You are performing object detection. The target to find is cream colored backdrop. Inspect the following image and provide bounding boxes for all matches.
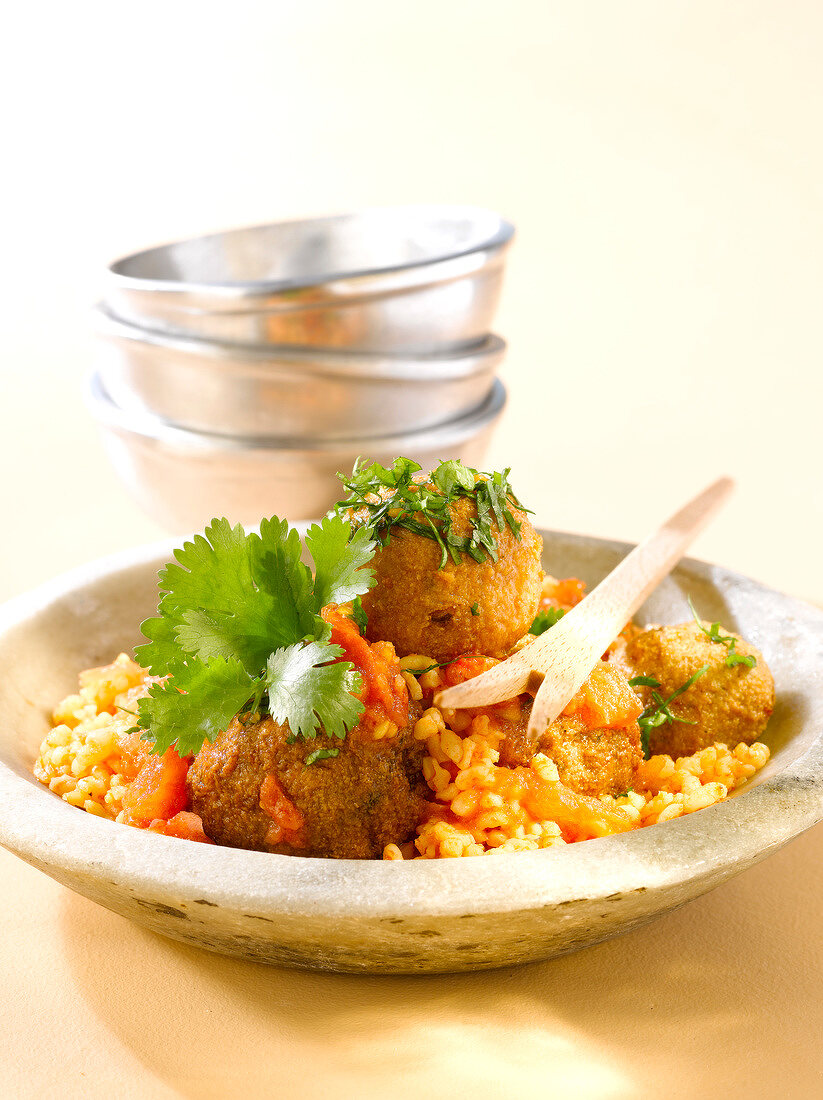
[2,3,822,1097]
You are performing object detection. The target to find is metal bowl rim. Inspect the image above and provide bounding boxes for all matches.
[85,370,507,454]
[106,204,515,298]
[94,305,506,376]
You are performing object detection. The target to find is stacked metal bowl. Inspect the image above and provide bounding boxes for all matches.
[89,204,514,530]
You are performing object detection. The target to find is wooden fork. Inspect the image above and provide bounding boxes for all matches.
[434,476,734,743]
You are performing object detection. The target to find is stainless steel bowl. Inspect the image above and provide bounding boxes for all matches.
[94,306,505,440]
[103,205,514,352]
[86,372,507,531]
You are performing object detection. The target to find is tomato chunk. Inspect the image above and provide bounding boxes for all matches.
[562,663,643,730]
[322,606,409,731]
[121,747,189,826]
[148,811,214,844]
[259,774,306,847]
[443,655,497,687]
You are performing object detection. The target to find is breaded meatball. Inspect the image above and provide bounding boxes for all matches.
[499,663,643,796]
[187,710,426,859]
[362,496,543,662]
[625,620,774,757]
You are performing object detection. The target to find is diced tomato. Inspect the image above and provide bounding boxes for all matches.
[442,655,497,687]
[551,577,587,609]
[148,811,214,844]
[562,663,643,730]
[121,747,190,826]
[117,729,156,781]
[523,770,633,840]
[259,774,306,847]
[322,606,409,730]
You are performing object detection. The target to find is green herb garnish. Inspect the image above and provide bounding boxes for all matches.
[688,597,756,668]
[351,595,368,634]
[135,514,376,756]
[529,607,565,636]
[470,602,480,617]
[406,654,486,677]
[305,747,341,766]
[335,457,528,569]
[630,666,710,758]
[626,674,661,688]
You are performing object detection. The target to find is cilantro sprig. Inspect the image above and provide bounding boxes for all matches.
[335,457,528,569]
[629,666,710,758]
[687,598,757,669]
[134,515,376,757]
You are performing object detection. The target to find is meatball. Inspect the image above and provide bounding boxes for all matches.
[187,711,426,859]
[625,620,774,757]
[499,662,643,796]
[362,496,543,662]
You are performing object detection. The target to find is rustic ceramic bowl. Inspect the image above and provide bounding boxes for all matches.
[0,530,821,974]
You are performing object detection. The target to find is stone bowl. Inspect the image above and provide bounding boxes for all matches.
[0,529,821,974]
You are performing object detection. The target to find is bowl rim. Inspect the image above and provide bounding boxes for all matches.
[106,204,516,298]
[94,304,506,376]
[85,371,508,453]
[1,528,822,921]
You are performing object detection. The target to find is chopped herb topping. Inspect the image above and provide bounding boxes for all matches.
[688,598,757,668]
[351,595,368,635]
[630,666,710,758]
[470,602,480,617]
[529,607,565,636]
[626,674,661,688]
[134,514,377,756]
[305,747,341,766]
[335,456,528,569]
[405,655,486,678]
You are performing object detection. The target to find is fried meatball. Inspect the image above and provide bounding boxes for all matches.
[625,620,774,757]
[362,496,543,662]
[186,711,426,859]
[498,663,643,796]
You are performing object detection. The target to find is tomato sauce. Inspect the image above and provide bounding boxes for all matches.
[561,663,643,730]
[322,606,409,733]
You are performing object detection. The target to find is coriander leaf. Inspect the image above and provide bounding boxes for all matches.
[529,607,565,636]
[135,609,187,677]
[628,674,661,688]
[726,651,757,668]
[351,596,368,634]
[688,597,757,670]
[305,747,340,765]
[335,456,529,569]
[252,516,318,645]
[307,514,376,609]
[432,459,476,496]
[152,518,291,674]
[637,665,710,757]
[265,641,364,741]
[137,658,257,757]
[470,602,480,616]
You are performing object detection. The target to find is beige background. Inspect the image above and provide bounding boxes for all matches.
[2,2,822,1097]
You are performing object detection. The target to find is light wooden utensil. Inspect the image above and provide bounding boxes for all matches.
[434,476,735,742]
